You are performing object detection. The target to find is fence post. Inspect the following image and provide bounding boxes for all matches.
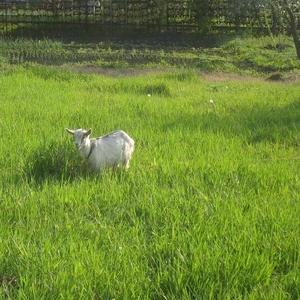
[4,0,8,32]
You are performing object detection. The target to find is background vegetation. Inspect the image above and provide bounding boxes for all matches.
[1,0,299,35]
[0,34,300,76]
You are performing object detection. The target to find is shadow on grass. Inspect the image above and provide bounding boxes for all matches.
[241,100,300,145]
[6,26,225,49]
[25,141,91,185]
[164,99,300,145]
[97,81,171,97]
[24,140,131,185]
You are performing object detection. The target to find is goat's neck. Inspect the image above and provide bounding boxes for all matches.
[80,139,92,160]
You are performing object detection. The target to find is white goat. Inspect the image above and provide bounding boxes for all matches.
[65,128,134,172]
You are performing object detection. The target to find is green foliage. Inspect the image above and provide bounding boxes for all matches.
[1,65,300,298]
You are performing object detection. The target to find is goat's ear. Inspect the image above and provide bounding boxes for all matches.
[85,129,92,136]
[65,128,75,135]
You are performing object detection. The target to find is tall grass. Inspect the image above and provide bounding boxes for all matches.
[1,65,300,299]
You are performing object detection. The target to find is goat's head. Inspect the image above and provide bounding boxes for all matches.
[65,128,92,150]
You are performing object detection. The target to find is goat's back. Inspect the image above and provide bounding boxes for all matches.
[102,130,134,146]
[89,130,134,169]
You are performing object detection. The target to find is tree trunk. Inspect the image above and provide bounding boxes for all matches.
[283,0,300,59]
[291,26,300,59]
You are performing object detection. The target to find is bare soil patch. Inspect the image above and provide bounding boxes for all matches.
[66,65,300,84]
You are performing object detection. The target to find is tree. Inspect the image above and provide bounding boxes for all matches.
[268,0,300,59]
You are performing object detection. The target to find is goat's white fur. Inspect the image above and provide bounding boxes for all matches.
[66,128,134,171]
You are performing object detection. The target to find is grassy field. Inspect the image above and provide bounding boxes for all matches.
[0,63,300,299]
[1,33,300,75]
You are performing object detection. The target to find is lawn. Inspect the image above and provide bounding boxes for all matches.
[1,63,300,299]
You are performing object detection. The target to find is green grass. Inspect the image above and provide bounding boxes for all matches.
[1,65,300,299]
[0,34,300,75]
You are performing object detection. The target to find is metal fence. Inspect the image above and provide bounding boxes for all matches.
[0,0,265,33]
